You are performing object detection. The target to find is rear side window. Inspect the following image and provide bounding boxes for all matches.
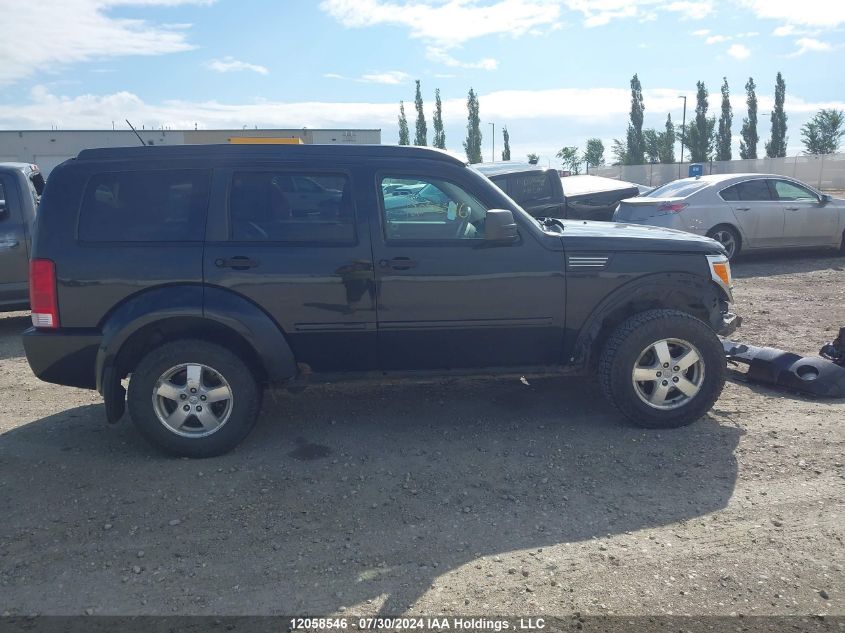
[719,185,739,201]
[509,173,552,202]
[734,179,772,201]
[229,172,354,242]
[79,169,210,242]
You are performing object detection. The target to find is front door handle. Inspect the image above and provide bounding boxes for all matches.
[785,206,800,211]
[734,207,750,211]
[215,256,259,270]
[379,257,417,271]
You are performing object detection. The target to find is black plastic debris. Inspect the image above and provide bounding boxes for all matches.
[723,339,845,398]
[820,327,845,367]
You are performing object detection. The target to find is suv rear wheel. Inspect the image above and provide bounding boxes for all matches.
[127,339,260,457]
[598,309,725,428]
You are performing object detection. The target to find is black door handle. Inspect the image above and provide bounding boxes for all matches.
[379,257,417,271]
[215,256,259,270]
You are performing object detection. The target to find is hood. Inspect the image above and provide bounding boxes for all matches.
[558,219,726,255]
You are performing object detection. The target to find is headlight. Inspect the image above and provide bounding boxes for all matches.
[706,254,733,301]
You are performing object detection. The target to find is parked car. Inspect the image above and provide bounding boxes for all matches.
[24,144,738,457]
[0,162,44,311]
[614,173,845,260]
[474,163,640,221]
[560,174,641,221]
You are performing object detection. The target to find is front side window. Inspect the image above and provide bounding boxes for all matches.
[380,176,488,240]
[773,180,818,202]
[229,172,354,242]
[734,179,772,201]
[79,169,210,242]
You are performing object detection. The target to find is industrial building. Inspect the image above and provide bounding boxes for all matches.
[0,128,382,175]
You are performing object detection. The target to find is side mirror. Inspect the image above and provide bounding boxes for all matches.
[484,209,519,242]
[820,193,832,205]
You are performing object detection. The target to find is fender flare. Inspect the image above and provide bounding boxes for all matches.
[96,284,297,397]
[569,272,720,368]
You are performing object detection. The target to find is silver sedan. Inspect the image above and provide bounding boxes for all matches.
[613,173,845,260]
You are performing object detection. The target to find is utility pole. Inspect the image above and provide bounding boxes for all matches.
[678,95,687,179]
[489,122,495,162]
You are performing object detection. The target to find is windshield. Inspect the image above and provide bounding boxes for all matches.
[645,180,710,198]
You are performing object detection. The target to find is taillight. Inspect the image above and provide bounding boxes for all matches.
[657,202,688,214]
[29,259,59,328]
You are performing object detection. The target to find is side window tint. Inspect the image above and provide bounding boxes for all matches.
[720,185,739,201]
[735,180,772,201]
[380,176,488,241]
[229,172,354,242]
[79,169,210,242]
[774,180,818,202]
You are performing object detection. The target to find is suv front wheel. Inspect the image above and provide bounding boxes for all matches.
[598,309,726,428]
[127,339,260,457]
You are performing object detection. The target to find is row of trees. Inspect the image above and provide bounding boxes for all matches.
[399,77,845,169]
[397,80,512,163]
[607,73,843,167]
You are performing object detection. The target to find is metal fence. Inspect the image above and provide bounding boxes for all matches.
[589,153,845,190]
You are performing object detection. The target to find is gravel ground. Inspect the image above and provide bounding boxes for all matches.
[0,251,843,618]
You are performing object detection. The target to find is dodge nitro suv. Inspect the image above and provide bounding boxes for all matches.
[23,145,739,457]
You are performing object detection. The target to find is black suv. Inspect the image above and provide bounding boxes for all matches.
[24,145,739,457]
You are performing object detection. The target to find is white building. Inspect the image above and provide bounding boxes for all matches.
[0,128,382,176]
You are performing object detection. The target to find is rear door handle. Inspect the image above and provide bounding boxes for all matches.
[0,239,20,250]
[215,256,259,270]
[785,206,800,211]
[734,207,750,211]
[379,257,417,271]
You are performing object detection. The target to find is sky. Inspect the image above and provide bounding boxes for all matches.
[1,0,844,166]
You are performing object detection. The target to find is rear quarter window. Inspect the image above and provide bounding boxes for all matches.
[78,169,210,242]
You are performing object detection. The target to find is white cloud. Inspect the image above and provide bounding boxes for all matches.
[788,37,834,56]
[319,0,561,45]
[662,1,713,20]
[6,85,845,134]
[727,43,751,59]
[0,0,211,85]
[706,34,730,44]
[740,0,845,27]
[772,24,795,36]
[691,28,710,36]
[426,47,498,70]
[206,57,268,75]
[325,70,412,84]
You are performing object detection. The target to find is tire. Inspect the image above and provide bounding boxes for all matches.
[839,229,845,253]
[706,225,741,261]
[127,339,260,457]
[598,309,726,429]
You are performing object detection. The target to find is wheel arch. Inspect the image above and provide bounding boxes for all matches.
[569,272,721,371]
[96,285,297,422]
[707,222,745,253]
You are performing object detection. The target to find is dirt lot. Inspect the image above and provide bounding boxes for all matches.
[0,252,843,618]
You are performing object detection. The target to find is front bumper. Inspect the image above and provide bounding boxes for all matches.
[22,326,101,389]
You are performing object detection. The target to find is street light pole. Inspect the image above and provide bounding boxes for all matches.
[489,122,495,162]
[678,95,687,179]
